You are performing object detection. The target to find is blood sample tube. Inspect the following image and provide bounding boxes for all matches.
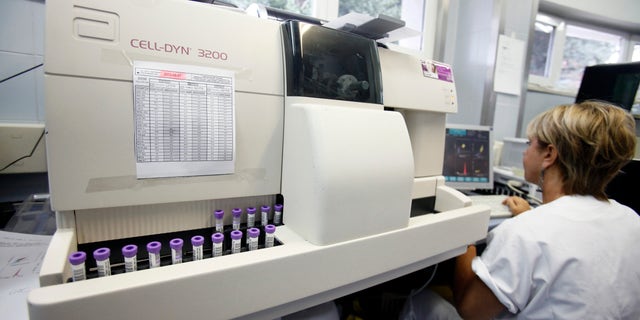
[246,207,256,227]
[260,205,271,226]
[265,224,276,248]
[211,232,224,257]
[147,241,162,268]
[191,235,204,261]
[230,230,242,254]
[122,244,138,273]
[232,208,242,230]
[274,204,283,225]
[93,248,111,277]
[214,209,224,233]
[170,238,183,264]
[68,251,86,282]
[247,228,260,251]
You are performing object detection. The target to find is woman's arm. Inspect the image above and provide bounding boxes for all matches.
[453,246,506,319]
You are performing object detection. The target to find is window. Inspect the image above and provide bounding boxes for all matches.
[529,20,556,77]
[232,0,312,16]
[528,13,635,94]
[230,0,427,52]
[528,14,564,89]
[556,25,624,90]
[632,42,640,62]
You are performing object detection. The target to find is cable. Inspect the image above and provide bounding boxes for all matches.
[506,180,526,196]
[0,129,45,172]
[506,180,542,206]
[402,264,439,320]
[0,63,43,84]
[413,263,439,296]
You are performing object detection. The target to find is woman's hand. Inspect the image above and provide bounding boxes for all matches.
[502,196,531,216]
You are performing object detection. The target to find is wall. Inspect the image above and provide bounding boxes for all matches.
[520,91,573,136]
[0,0,44,123]
[442,0,498,127]
[441,0,536,142]
[0,0,49,202]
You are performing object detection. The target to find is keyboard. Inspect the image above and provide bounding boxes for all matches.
[468,195,512,218]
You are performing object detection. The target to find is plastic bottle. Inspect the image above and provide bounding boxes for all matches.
[246,207,256,227]
[93,248,111,277]
[122,244,138,272]
[68,251,87,281]
[212,232,224,257]
[191,235,204,261]
[230,230,242,254]
[214,209,224,233]
[274,204,283,225]
[265,224,276,248]
[260,205,271,226]
[147,241,162,268]
[232,208,242,230]
[247,227,260,251]
[170,238,183,264]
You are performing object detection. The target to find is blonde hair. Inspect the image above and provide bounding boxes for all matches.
[526,101,637,200]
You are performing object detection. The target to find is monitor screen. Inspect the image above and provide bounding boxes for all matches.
[575,62,640,111]
[442,124,494,190]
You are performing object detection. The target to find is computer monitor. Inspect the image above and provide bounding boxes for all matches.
[606,159,640,215]
[442,124,494,190]
[497,137,529,177]
[575,62,640,111]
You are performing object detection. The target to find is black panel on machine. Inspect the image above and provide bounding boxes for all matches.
[282,20,383,104]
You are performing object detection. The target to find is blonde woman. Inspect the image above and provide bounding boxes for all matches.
[403,101,640,319]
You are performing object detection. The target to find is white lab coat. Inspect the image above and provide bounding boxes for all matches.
[473,195,640,319]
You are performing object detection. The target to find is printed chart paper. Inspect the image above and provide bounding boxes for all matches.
[133,61,235,178]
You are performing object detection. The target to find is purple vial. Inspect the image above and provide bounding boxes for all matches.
[122,244,138,272]
[93,247,111,277]
[230,230,243,254]
[68,251,87,281]
[191,235,204,261]
[147,241,162,268]
[212,232,224,257]
[170,238,184,264]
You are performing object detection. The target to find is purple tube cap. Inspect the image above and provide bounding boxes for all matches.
[122,244,138,258]
[191,235,204,246]
[214,209,224,219]
[232,208,242,217]
[274,204,283,211]
[211,232,224,244]
[146,241,162,254]
[93,247,110,261]
[170,238,184,249]
[248,227,260,238]
[265,224,276,234]
[231,230,243,240]
[261,205,271,211]
[247,207,256,214]
[69,251,86,265]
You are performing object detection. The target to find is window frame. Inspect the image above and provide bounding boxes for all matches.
[528,12,636,95]
[528,13,565,90]
[629,35,640,62]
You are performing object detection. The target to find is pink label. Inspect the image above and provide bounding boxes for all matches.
[421,60,454,83]
[160,70,186,80]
